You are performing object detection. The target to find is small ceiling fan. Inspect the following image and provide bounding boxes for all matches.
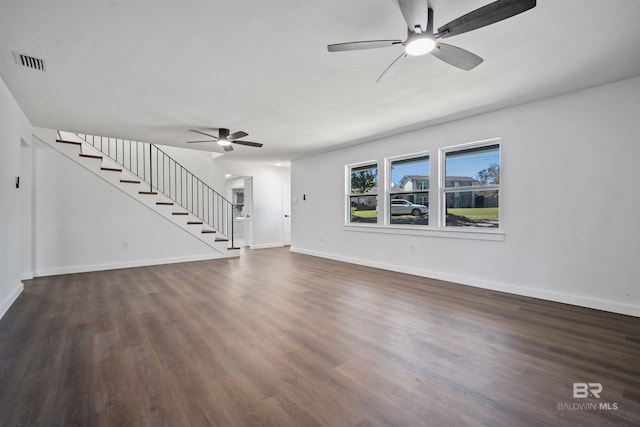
[327,0,536,82]
[186,128,263,152]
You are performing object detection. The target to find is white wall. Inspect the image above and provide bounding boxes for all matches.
[31,137,222,276]
[291,76,640,317]
[0,76,32,319]
[147,149,292,249]
[215,159,291,249]
[157,144,225,192]
[20,137,33,280]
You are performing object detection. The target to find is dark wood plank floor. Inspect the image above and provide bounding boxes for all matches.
[1,248,639,426]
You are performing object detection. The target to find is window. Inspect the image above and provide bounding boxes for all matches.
[389,155,429,225]
[443,143,500,228]
[348,163,378,223]
[232,188,244,218]
[345,139,502,239]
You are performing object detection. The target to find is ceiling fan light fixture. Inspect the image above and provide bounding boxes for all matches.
[405,37,436,56]
[218,139,232,146]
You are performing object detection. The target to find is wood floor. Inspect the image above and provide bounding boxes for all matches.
[1,248,639,426]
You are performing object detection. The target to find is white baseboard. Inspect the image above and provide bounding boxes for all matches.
[250,242,285,250]
[33,252,235,278]
[289,246,640,318]
[0,282,24,320]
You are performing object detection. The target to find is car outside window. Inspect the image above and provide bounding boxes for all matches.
[389,155,429,225]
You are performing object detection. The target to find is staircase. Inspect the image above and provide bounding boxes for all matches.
[35,129,239,257]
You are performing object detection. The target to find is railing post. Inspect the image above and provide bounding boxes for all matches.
[72,133,238,248]
[231,205,234,248]
[149,144,153,192]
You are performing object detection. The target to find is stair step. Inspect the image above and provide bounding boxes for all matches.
[56,139,82,146]
[55,136,236,255]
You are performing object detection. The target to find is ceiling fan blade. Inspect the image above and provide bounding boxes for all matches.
[229,131,248,140]
[431,43,483,71]
[185,139,216,144]
[376,52,408,83]
[232,140,263,148]
[222,144,234,152]
[190,129,218,139]
[398,0,429,32]
[431,43,484,71]
[328,40,402,52]
[437,0,536,39]
[219,128,230,140]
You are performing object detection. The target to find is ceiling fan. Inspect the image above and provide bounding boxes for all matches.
[186,128,263,152]
[327,0,536,82]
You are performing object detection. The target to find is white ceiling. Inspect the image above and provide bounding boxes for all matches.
[1,0,639,162]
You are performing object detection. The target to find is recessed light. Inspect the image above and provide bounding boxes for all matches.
[275,162,283,167]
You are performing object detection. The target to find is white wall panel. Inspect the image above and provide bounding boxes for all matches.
[291,76,640,316]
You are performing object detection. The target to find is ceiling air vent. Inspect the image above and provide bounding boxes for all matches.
[13,51,47,71]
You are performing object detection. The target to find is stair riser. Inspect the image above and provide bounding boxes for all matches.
[44,131,237,257]
[74,154,106,170]
[54,140,85,157]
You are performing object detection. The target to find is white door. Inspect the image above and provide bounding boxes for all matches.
[282,180,291,246]
[243,176,254,247]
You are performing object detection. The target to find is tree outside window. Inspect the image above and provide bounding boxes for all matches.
[349,164,378,223]
[444,144,500,228]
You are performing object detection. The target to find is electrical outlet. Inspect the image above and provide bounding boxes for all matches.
[409,245,415,254]
[122,241,128,249]
[319,233,324,242]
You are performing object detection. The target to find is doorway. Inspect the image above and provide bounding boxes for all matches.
[226,175,253,247]
[282,180,291,246]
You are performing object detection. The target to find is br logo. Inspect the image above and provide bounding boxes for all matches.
[573,383,602,399]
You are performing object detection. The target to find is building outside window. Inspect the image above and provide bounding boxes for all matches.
[389,155,429,225]
[442,143,500,228]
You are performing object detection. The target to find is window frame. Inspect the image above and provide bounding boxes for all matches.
[439,138,501,230]
[346,160,379,225]
[385,151,430,227]
[343,138,504,241]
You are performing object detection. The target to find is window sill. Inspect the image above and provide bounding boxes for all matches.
[344,223,505,241]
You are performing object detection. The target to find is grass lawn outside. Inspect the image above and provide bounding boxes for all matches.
[352,208,497,223]
[352,210,377,218]
[447,207,498,221]
[351,209,377,223]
